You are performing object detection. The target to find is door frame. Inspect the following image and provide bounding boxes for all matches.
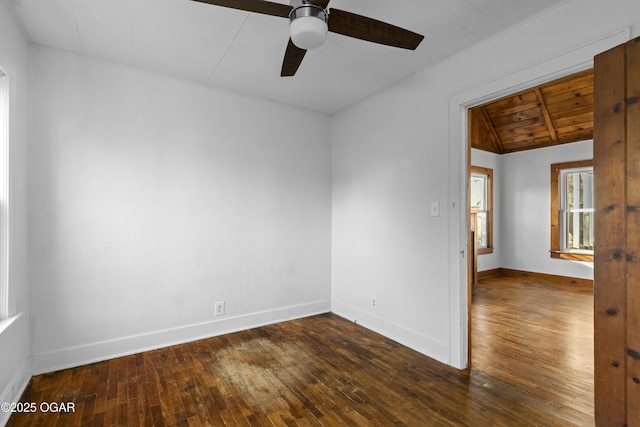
[446,27,631,370]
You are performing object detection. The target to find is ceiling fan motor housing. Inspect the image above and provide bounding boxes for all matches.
[289,1,329,50]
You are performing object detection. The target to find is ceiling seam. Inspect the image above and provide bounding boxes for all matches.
[67,0,85,53]
[129,0,134,66]
[206,14,250,83]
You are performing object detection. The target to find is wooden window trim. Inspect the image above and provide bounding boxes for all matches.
[550,159,594,262]
[470,165,493,255]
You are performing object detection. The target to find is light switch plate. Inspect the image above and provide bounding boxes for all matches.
[430,201,440,217]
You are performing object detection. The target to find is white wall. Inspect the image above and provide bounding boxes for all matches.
[471,148,501,272]
[332,0,640,368]
[501,140,594,279]
[332,93,451,360]
[12,0,640,387]
[29,48,332,374]
[0,2,32,424]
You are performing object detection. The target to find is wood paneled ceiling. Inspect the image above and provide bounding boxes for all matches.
[469,69,594,154]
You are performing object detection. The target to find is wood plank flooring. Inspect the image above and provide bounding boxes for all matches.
[471,275,594,426]
[7,276,594,426]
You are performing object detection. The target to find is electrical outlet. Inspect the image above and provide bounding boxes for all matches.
[371,297,377,309]
[215,301,225,317]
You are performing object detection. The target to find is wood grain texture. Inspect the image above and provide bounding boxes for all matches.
[470,69,594,154]
[594,42,628,426]
[281,39,307,77]
[189,0,291,19]
[498,267,593,288]
[8,276,593,426]
[327,8,424,50]
[534,87,559,144]
[471,275,594,426]
[625,35,640,426]
[469,106,503,154]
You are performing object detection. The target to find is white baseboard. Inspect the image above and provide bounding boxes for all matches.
[0,357,31,427]
[31,301,330,375]
[331,299,449,365]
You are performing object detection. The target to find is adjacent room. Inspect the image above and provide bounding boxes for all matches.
[467,69,596,424]
[1,0,639,425]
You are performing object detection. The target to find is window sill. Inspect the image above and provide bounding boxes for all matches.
[0,312,21,336]
[478,247,493,255]
[550,251,593,262]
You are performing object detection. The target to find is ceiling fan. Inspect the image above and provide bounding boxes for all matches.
[191,0,424,77]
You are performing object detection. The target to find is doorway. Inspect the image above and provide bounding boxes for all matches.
[465,70,596,420]
[447,29,629,372]
[464,68,596,367]
[466,68,595,286]
[450,31,639,424]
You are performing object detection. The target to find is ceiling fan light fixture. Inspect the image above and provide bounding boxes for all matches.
[289,4,328,50]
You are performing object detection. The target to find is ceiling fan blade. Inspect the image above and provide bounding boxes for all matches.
[191,0,292,19]
[328,8,424,50]
[281,39,307,77]
[314,0,330,8]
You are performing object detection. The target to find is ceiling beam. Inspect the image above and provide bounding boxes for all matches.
[479,106,504,154]
[534,87,559,145]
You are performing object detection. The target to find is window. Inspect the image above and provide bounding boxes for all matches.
[550,160,594,262]
[470,166,493,254]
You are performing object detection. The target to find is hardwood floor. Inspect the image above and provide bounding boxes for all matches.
[8,276,594,426]
[471,275,594,426]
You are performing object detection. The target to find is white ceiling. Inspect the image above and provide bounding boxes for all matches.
[6,0,565,114]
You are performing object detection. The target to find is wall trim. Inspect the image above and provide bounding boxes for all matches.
[31,301,330,375]
[0,45,16,320]
[477,268,501,280]
[331,299,449,365]
[490,268,593,288]
[0,356,31,426]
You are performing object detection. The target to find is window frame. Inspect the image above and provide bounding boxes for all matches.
[550,159,594,262]
[469,165,493,255]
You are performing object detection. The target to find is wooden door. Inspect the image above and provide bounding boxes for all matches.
[469,212,478,287]
[593,36,640,426]
[467,212,477,365]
